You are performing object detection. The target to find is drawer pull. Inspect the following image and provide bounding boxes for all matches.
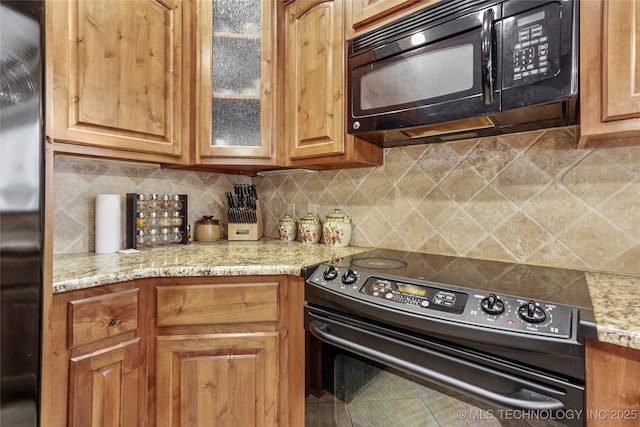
[108,319,117,327]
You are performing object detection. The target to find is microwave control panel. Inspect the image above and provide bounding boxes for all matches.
[502,3,561,87]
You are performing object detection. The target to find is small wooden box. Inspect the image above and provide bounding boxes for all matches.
[227,201,264,241]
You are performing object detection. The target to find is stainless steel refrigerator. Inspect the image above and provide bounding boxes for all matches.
[1,0,43,425]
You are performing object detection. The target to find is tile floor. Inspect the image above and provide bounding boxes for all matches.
[305,356,563,427]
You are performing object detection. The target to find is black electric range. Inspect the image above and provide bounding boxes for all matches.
[303,248,597,382]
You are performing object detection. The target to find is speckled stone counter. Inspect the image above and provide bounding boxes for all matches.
[585,272,640,350]
[52,238,369,293]
[52,240,640,351]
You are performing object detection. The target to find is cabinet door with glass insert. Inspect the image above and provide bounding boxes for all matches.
[194,0,277,166]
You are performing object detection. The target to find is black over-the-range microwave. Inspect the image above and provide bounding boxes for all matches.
[347,0,578,147]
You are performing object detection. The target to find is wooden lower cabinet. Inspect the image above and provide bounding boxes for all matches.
[586,340,640,426]
[42,275,305,426]
[68,338,145,427]
[41,280,148,427]
[155,333,279,427]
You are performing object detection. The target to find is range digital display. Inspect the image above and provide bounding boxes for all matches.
[397,283,427,297]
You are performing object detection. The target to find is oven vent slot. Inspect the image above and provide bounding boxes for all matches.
[350,0,499,56]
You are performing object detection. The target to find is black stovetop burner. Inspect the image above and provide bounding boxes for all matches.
[325,248,594,313]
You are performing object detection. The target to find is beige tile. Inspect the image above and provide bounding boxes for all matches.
[396,164,436,201]
[464,186,516,232]
[494,212,553,260]
[559,213,636,268]
[437,209,487,254]
[493,157,549,203]
[596,183,640,238]
[562,152,635,207]
[417,143,462,183]
[54,127,640,276]
[438,166,486,202]
[416,187,460,229]
[525,128,586,177]
[523,184,590,234]
[465,137,518,180]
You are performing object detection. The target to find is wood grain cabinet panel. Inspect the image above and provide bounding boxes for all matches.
[283,0,383,168]
[155,333,279,427]
[41,281,147,427]
[46,0,190,164]
[69,288,139,348]
[586,340,640,426]
[349,0,419,30]
[193,0,279,171]
[156,282,279,326]
[68,339,145,427]
[579,0,640,147]
[284,0,345,160]
[41,276,304,427]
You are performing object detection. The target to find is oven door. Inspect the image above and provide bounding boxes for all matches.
[305,306,584,427]
[347,4,502,137]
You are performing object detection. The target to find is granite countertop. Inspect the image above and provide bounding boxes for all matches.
[52,239,640,351]
[52,238,369,293]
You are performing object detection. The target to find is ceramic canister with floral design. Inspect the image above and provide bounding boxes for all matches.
[323,209,351,247]
[298,212,322,244]
[279,214,297,241]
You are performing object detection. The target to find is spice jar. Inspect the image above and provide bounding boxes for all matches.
[323,209,352,247]
[136,194,148,212]
[159,211,172,227]
[148,227,160,245]
[136,211,148,229]
[160,194,172,211]
[170,211,183,226]
[147,211,159,227]
[195,216,222,242]
[147,194,160,211]
[160,227,172,244]
[298,212,321,244]
[278,214,297,241]
[171,194,183,211]
[171,227,182,243]
[136,229,147,247]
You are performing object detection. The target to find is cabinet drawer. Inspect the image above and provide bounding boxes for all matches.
[68,289,139,348]
[156,282,279,326]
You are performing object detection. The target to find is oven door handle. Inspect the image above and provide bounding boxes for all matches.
[481,8,495,106]
[308,317,566,412]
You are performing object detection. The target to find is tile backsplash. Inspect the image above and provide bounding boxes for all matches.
[53,157,250,254]
[255,127,640,276]
[54,126,640,276]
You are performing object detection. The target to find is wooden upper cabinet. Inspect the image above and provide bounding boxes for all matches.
[45,0,190,164]
[579,0,640,147]
[283,0,382,168]
[193,0,278,170]
[349,0,419,32]
[346,0,438,38]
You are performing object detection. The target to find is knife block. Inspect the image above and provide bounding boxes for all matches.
[227,200,263,241]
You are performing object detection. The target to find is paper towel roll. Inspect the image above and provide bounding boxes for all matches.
[95,194,122,254]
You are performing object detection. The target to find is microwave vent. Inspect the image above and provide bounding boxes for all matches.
[350,0,499,56]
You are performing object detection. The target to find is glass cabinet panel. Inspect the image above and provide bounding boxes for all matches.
[211,0,262,147]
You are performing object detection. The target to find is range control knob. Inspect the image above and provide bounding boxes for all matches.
[323,265,338,281]
[342,269,357,285]
[518,300,546,323]
[480,293,505,315]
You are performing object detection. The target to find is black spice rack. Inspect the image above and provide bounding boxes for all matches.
[126,193,188,249]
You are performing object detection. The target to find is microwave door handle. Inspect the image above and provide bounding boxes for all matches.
[481,8,495,105]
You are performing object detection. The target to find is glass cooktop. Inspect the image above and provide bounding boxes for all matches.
[321,248,594,314]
